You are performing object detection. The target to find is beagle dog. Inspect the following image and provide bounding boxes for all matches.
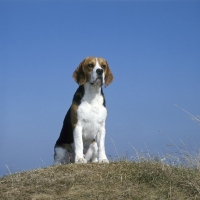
[54,57,113,164]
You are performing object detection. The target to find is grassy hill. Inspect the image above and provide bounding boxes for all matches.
[1,161,200,200]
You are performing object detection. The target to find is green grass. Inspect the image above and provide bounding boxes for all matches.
[1,160,200,200]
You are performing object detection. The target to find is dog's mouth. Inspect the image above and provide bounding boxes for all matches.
[90,77,103,86]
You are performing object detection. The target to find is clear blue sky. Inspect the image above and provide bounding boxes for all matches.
[1,1,200,176]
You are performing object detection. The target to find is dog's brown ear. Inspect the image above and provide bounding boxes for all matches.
[73,59,86,85]
[105,61,113,87]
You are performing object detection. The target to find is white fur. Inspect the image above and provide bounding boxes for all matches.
[90,58,105,85]
[74,82,108,163]
[74,59,108,163]
[85,141,98,162]
[54,58,109,165]
[54,147,67,165]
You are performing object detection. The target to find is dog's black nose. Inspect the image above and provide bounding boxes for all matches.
[96,68,103,76]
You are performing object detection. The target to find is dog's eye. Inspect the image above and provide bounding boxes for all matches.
[101,65,106,69]
[88,64,94,68]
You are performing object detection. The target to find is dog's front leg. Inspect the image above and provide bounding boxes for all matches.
[73,125,87,163]
[97,126,109,163]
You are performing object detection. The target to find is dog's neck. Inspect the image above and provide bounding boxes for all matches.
[82,82,103,105]
[84,82,102,95]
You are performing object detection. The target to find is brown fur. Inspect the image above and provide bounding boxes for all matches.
[72,58,86,85]
[73,57,113,86]
[70,102,79,131]
[105,61,113,87]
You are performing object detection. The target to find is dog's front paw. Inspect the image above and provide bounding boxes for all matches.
[91,158,98,163]
[75,157,87,164]
[99,159,109,164]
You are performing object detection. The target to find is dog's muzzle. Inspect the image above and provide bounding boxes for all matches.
[90,68,104,86]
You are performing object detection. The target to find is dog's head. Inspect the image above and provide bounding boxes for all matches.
[73,57,113,87]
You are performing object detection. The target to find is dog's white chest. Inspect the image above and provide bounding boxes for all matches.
[77,92,107,141]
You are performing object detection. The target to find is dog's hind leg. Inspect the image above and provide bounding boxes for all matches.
[85,140,98,163]
[54,143,75,165]
[54,147,67,165]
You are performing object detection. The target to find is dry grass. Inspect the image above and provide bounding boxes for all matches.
[1,160,200,200]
